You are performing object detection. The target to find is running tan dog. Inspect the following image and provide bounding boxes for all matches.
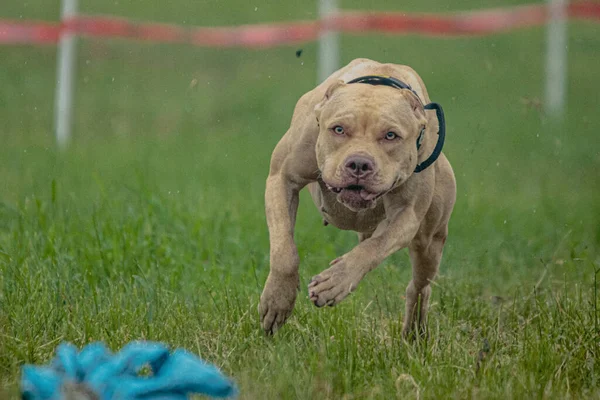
[259,58,456,336]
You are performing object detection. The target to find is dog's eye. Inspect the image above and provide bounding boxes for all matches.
[333,126,345,135]
[385,132,398,140]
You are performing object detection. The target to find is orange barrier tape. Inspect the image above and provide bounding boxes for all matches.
[66,16,321,47]
[0,20,60,44]
[1,2,599,47]
[334,2,600,36]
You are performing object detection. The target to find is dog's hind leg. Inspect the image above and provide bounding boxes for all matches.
[402,227,447,338]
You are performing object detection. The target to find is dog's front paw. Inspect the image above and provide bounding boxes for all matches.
[259,272,299,335]
[308,257,365,307]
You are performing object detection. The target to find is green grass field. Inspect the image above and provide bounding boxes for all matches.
[1,1,599,398]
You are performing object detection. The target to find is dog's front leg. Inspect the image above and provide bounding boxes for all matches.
[308,207,420,307]
[259,173,303,334]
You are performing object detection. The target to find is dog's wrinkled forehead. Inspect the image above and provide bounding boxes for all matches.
[319,81,425,122]
[347,75,422,102]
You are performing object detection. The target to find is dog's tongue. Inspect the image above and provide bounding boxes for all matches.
[360,189,378,201]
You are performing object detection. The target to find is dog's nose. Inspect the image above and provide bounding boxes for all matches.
[345,156,375,177]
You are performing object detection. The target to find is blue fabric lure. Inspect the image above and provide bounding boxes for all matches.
[21,341,237,400]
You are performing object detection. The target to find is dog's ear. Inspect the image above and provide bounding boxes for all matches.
[403,92,428,131]
[323,79,345,101]
[315,80,345,121]
[403,91,426,120]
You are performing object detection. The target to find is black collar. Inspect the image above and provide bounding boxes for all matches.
[346,75,446,173]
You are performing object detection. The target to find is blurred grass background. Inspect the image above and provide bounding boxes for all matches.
[0,0,599,399]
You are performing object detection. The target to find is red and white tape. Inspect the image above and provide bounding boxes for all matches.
[0,20,60,44]
[1,2,599,47]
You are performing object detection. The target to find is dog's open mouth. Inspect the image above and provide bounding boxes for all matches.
[325,183,380,201]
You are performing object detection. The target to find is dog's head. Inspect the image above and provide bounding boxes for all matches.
[315,80,427,211]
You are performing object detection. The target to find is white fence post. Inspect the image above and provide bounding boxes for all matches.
[545,0,568,119]
[317,0,340,84]
[54,0,78,149]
